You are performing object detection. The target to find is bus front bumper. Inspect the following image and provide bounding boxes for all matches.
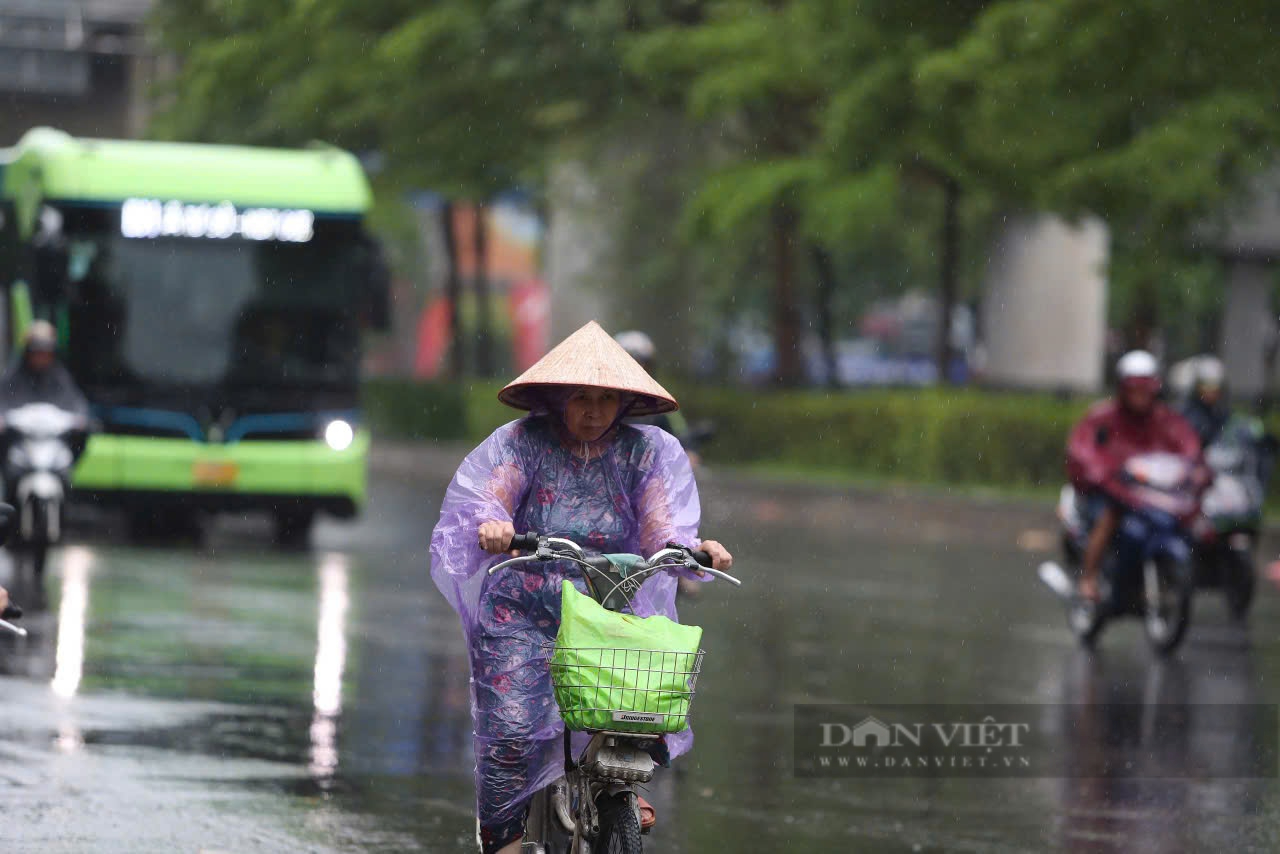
[71,432,370,517]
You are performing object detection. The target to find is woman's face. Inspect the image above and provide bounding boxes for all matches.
[563,386,621,442]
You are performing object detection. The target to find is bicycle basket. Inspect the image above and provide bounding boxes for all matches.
[549,580,704,734]
[548,644,704,734]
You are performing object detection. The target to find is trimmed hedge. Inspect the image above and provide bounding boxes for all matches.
[363,379,1089,489]
[362,378,1280,500]
[361,379,470,440]
[671,387,1087,490]
[362,379,510,442]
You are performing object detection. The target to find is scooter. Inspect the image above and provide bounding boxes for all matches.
[1192,414,1273,620]
[1039,452,1200,655]
[489,533,741,854]
[1,403,87,577]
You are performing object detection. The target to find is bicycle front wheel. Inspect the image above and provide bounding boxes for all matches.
[595,793,642,854]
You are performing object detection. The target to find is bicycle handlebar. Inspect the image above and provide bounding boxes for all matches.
[509,532,539,552]
[489,533,742,586]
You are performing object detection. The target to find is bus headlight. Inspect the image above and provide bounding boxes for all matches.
[323,420,354,451]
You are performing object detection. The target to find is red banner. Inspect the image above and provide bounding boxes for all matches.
[507,278,550,373]
[413,295,452,379]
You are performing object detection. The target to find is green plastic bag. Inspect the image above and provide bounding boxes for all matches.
[550,580,703,734]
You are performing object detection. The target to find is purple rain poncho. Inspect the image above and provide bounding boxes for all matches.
[429,413,702,846]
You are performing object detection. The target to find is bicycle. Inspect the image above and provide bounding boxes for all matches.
[487,532,741,854]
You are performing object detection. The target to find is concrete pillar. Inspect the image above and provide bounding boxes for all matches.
[1220,260,1274,398]
[981,214,1110,392]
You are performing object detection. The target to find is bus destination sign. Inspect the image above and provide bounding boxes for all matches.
[120,198,315,243]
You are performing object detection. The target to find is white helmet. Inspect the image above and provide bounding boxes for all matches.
[1193,355,1225,388]
[23,319,57,354]
[1116,350,1159,381]
[614,330,656,366]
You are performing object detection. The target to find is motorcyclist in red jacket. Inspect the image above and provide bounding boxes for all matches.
[1066,350,1202,600]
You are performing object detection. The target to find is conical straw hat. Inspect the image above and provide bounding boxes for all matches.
[499,321,678,416]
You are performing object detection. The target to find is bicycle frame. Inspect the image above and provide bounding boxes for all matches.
[488,536,739,853]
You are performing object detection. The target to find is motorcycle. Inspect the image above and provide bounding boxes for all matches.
[1,403,88,577]
[1039,452,1200,655]
[488,533,741,854]
[1191,414,1274,621]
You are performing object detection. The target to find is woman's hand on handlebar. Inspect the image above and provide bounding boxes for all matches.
[477,520,516,554]
[699,540,733,572]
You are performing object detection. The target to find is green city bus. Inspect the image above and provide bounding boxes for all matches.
[0,128,388,540]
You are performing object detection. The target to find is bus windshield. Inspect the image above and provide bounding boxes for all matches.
[54,208,368,392]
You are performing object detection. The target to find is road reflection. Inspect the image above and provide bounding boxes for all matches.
[308,551,349,779]
[1046,644,1273,852]
[51,545,92,699]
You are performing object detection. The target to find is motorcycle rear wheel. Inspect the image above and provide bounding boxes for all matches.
[14,500,49,579]
[13,542,47,579]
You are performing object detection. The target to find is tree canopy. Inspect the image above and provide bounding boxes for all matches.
[919,1,1280,231]
[151,0,1280,377]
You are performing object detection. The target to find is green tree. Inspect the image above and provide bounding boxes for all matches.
[626,0,997,384]
[625,1,835,384]
[154,0,1274,384]
[918,0,1280,346]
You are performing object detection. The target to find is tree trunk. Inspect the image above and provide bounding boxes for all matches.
[811,243,838,388]
[772,203,803,386]
[442,200,464,379]
[1129,272,1160,353]
[474,202,493,378]
[937,178,960,385]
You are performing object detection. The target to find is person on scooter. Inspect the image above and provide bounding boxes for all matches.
[0,321,89,419]
[1067,350,1203,601]
[1179,356,1231,447]
[430,321,733,854]
[0,321,90,481]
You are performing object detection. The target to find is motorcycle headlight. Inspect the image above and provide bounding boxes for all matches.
[50,444,73,470]
[8,444,30,468]
[323,419,354,452]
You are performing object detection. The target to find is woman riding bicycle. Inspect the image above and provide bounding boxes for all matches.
[430,321,733,854]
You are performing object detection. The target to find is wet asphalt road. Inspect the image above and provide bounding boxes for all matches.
[3,441,1280,853]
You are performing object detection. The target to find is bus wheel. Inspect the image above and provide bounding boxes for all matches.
[273,508,315,547]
